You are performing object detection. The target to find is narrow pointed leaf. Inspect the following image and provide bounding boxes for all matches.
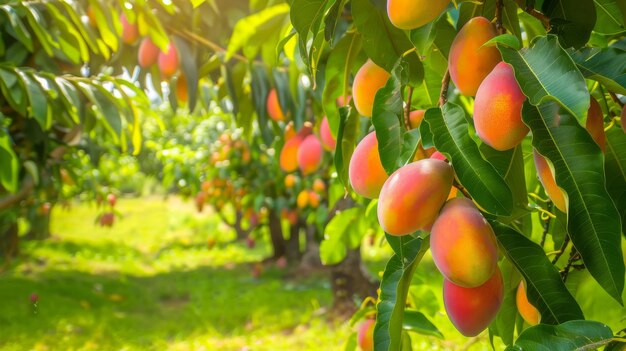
[506,320,613,351]
[491,221,584,324]
[424,103,513,216]
[523,102,624,303]
[498,35,589,124]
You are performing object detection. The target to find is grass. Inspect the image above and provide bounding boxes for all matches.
[0,197,349,351]
[0,196,544,351]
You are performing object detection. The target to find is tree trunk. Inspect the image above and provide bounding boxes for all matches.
[0,220,19,264]
[298,223,323,271]
[285,220,302,264]
[234,210,249,241]
[330,248,378,316]
[25,209,51,240]
[267,209,286,259]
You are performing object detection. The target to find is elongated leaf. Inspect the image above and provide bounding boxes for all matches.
[334,105,360,189]
[523,102,624,303]
[542,0,596,48]
[402,310,443,338]
[172,36,198,112]
[0,129,18,193]
[372,64,403,175]
[375,237,428,351]
[322,32,363,137]
[498,35,590,123]
[492,221,584,324]
[570,47,626,95]
[227,4,289,59]
[324,0,348,42]
[290,0,329,46]
[605,127,626,234]
[250,64,272,145]
[424,103,513,216]
[506,320,613,351]
[593,0,626,34]
[352,0,423,86]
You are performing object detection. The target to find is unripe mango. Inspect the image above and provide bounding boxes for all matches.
[158,42,179,78]
[516,281,541,326]
[474,62,528,151]
[449,17,501,96]
[387,0,450,30]
[431,198,498,287]
[357,319,375,351]
[267,89,287,121]
[120,14,139,44]
[352,60,390,117]
[586,97,606,152]
[533,150,567,213]
[320,116,336,151]
[349,132,388,199]
[408,110,425,130]
[297,135,323,175]
[377,159,454,235]
[138,37,159,67]
[443,267,504,337]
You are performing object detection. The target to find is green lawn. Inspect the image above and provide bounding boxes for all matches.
[4,196,595,350]
[0,197,349,351]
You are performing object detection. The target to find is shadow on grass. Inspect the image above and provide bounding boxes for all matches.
[0,264,334,350]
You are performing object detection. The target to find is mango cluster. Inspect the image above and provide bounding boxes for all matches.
[279,120,333,175]
[350,127,505,335]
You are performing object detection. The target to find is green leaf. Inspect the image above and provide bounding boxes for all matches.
[372,63,403,175]
[424,103,513,216]
[322,32,363,138]
[320,207,363,265]
[492,221,584,324]
[334,105,360,189]
[498,35,590,124]
[542,0,596,48]
[375,237,428,351]
[593,0,626,34]
[402,310,443,339]
[172,36,198,113]
[523,102,624,303]
[570,47,626,95]
[490,260,521,346]
[0,129,18,193]
[290,0,329,49]
[16,70,48,129]
[484,34,521,50]
[352,0,423,86]
[506,320,613,351]
[0,5,33,51]
[227,4,290,59]
[324,0,348,42]
[399,129,421,167]
[250,64,272,145]
[605,127,626,234]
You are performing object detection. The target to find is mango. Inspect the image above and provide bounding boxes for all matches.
[297,135,323,175]
[158,42,179,78]
[120,14,139,44]
[349,132,389,199]
[308,191,321,208]
[284,174,297,188]
[408,110,425,130]
[357,319,375,351]
[443,267,504,337]
[352,60,390,117]
[431,198,498,287]
[267,89,287,121]
[313,178,326,193]
[449,17,501,96]
[387,0,450,30]
[297,190,309,209]
[474,62,528,151]
[280,124,312,172]
[138,37,159,67]
[377,159,454,235]
[320,116,336,151]
[516,281,541,326]
[533,149,567,213]
[587,97,606,151]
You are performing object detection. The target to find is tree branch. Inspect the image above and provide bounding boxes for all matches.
[404,86,414,130]
[560,248,581,282]
[525,6,551,31]
[551,234,570,265]
[495,0,505,34]
[438,71,450,107]
[0,176,35,211]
